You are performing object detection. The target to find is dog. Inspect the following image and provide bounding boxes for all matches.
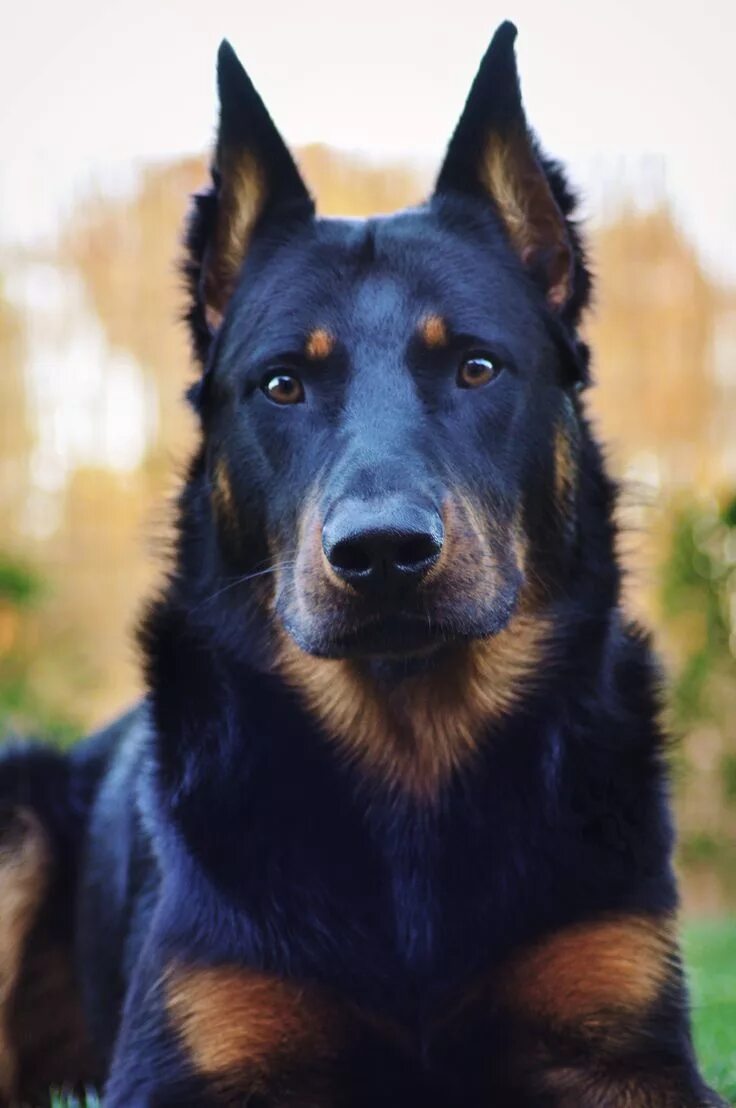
[0,21,727,1107]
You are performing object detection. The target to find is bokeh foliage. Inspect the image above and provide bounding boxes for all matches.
[661,495,736,903]
[662,495,736,729]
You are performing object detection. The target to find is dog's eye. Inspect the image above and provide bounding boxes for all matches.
[457,354,501,389]
[263,373,305,405]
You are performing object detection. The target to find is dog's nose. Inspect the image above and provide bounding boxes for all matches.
[322,497,443,592]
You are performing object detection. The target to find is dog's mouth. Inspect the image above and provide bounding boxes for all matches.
[283,608,446,660]
[277,578,521,661]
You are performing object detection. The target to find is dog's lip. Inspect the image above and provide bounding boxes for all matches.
[283,609,451,660]
[335,612,448,654]
[282,600,519,661]
[280,578,521,660]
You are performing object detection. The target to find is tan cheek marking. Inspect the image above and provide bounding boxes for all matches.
[305,328,335,360]
[511,506,529,578]
[499,914,676,1031]
[212,459,238,530]
[419,314,448,348]
[0,808,51,1100]
[166,964,341,1083]
[287,497,352,634]
[554,423,578,514]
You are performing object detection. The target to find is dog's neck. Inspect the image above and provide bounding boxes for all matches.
[274,611,551,801]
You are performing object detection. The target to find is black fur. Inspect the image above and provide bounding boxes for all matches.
[0,22,726,1108]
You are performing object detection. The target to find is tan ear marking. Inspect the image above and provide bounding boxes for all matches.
[419,314,448,348]
[305,328,335,360]
[206,151,268,323]
[480,131,572,308]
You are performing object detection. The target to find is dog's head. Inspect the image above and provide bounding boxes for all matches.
[185,23,591,665]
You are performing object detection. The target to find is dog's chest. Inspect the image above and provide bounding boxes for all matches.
[365,744,573,1006]
[384,814,439,972]
[371,793,523,990]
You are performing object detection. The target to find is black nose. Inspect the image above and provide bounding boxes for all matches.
[322,496,444,593]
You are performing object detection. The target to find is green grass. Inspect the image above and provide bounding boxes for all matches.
[684,919,736,1103]
[48,920,736,1106]
[49,1095,100,1108]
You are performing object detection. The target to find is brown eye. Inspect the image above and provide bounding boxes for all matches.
[457,354,501,389]
[263,373,305,405]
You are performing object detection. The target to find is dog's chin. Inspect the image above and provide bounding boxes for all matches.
[279,593,519,665]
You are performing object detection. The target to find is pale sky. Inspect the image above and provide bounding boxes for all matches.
[1,0,735,279]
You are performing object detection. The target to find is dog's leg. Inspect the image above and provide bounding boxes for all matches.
[0,806,49,1105]
[105,955,358,1107]
[496,913,728,1107]
[0,801,98,1107]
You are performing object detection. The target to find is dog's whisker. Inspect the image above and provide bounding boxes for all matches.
[191,561,296,612]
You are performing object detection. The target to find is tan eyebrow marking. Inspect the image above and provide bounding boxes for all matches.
[305,328,335,360]
[419,314,448,348]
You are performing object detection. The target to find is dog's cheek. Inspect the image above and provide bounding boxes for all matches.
[211,458,240,539]
[280,495,354,641]
[210,455,295,617]
[427,494,497,613]
[553,403,580,544]
[429,494,528,627]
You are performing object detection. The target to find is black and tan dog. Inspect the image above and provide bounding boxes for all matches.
[0,21,727,1107]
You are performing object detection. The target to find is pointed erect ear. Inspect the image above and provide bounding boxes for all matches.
[435,22,573,310]
[186,41,314,352]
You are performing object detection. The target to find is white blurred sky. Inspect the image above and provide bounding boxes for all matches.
[1,0,734,279]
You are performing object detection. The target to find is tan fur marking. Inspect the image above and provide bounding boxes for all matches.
[278,613,547,801]
[499,914,676,1031]
[554,423,577,514]
[0,808,50,1101]
[305,328,335,360]
[480,131,571,308]
[166,964,340,1085]
[213,458,238,529]
[419,314,448,348]
[206,151,267,327]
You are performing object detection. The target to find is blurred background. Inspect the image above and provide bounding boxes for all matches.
[0,0,734,925]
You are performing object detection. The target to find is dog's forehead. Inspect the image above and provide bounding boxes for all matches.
[229,208,549,361]
[319,212,547,342]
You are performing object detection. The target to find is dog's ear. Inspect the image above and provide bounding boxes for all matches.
[185,41,314,360]
[435,22,574,311]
